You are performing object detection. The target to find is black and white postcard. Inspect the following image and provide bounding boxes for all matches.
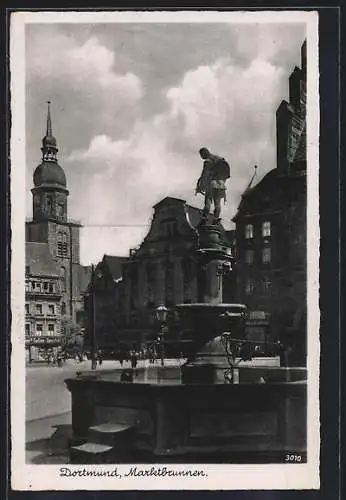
[10,10,320,491]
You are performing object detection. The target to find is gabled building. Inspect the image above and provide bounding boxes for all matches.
[232,40,307,365]
[115,196,234,347]
[84,197,235,352]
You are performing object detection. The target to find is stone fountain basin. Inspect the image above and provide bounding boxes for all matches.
[74,364,307,386]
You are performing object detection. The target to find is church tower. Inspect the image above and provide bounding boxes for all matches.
[31,101,69,222]
[26,102,83,325]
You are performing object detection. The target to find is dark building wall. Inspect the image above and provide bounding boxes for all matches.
[233,40,307,365]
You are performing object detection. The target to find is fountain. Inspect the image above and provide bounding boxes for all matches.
[65,162,307,464]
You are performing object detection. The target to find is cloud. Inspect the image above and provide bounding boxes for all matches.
[66,55,286,264]
[25,23,305,264]
[28,32,143,103]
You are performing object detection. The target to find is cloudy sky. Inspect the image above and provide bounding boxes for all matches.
[25,20,306,265]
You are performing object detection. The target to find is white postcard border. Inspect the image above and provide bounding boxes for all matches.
[10,9,320,491]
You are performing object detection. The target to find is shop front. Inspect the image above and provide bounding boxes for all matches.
[25,335,64,363]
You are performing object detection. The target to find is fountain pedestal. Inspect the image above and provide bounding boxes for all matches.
[177,220,249,382]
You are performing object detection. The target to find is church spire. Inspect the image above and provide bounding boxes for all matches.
[46,100,52,137]
[41,100,58,163]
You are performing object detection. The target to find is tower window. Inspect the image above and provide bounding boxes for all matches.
[60,267,66,291]
[245,224,254,239]
[47,196,53,215]
[245,249,254,264]
[262,247,271,264]
[57,232,68,257]
[245,279,255,295]
[262,221,271,237]
[57,203,64,218]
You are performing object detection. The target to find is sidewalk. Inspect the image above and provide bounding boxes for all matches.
[26,412,72,464]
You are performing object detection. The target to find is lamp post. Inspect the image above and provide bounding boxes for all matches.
[90,264,97,370]
[155,305,168,367]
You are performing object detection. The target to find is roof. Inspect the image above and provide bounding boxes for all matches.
[233,168,306,222]
[153,196,187,208]
[33,161,67,188]
[26,242,61,277]
[103,255,128,281]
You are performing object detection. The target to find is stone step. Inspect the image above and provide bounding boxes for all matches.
[70,442,114,464]
[88,422,135,446]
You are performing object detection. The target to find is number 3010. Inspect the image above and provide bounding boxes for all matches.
[285,454,302,462]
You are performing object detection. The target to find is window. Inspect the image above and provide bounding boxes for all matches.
[60,267,66,291]
[57,203,64,217]
[263,279,272,290]
[262,247,271,264]
[25,281,30,292]
[43,282,54,293]
[33,282,41,292]
[36,324,43,336]
[25,324,30,338]
[245,279,255,295]
[48,304,55,315]
[25,303,29,314]
[45,195,53,215]
[245,249,254,264]
[61,302,66,315]
[245,224,254,239]
[35,304,43,315]
[262,221,271,237]
[25,266,30,275]
[57,232,68,257]
[48,324,55,335]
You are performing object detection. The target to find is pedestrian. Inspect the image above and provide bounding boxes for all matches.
[98,349,103,366]
[130,351,137,370]
[119,353,124,367]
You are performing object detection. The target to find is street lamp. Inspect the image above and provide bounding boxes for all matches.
[155,305,168,367]
[90,264,97,370]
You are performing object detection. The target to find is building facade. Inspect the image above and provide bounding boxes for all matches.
[83,255,128,353]
[232,41,307,365]
[85,197,234,352]
[25,103,90,360]
[25,243,63,361]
